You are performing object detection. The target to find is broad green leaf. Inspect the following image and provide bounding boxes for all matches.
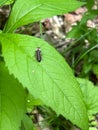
[0,62,27,130]
[77,78,98,115]
[0,33,88,130]
[3,0,85,32]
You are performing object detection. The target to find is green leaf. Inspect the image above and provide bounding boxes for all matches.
[0,0,13,6]
[3,0,85,32]
[92,64,98,76]
[67,10,98,38]
[66,25,84,38]
[74,44,98,66]
[4,0,14,5]
[89,127,97,130]
[85,0,95,10]
[0,30,2,33]
[89,50,98,63]
[0,33,88,130]
[0,0,8,6]
[26,94,43,110]
[20,115,36,130]
[77,78,98,115]
[0,61,27,130]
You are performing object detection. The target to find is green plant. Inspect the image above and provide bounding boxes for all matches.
[66,0,98,80]
[0,0,98,130]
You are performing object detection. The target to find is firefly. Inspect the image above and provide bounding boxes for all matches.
[35,47,42,62]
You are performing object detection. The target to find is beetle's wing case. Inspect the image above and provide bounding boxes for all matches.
[35,47,42,62]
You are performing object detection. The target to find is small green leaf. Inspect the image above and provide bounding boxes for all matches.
[0,33,88,130]
[86,0,94,10]
[77,78,98,115]
[26,93,43,110]
[67,25,83,38]
[74,44,98,66]
[0,30,2,33]
[89,127,97,130]
[0,0,7,6]
[0,0,14,6]
[89,50,98,63]
[3,0,85,32]
[0,62,27,130]
[92,64,98,77]
[20,115,36,130]
[4,0,14,5]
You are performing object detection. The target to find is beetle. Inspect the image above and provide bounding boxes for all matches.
[35,47,42,62]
